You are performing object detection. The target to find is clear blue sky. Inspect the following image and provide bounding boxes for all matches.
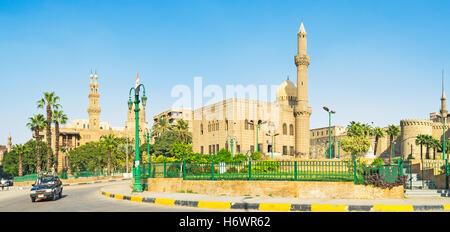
[1,0,449,144]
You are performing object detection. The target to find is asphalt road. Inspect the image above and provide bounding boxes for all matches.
[0,180,213,212]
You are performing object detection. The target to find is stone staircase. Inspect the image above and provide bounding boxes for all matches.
[404,168,449,197]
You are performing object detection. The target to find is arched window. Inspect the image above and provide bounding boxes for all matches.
[208,123,211,132]
[289,124,294,136]
[283,123,287,135]
[216,121,219,131]
[201,123,203,135]
[245,120,249,130]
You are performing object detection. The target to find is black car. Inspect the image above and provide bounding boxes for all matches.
[30,172,63,202]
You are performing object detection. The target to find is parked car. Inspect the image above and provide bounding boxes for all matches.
[0,178,13,187]
[30,171,63,202]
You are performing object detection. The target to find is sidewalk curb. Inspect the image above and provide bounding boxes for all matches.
[98,190,450,212]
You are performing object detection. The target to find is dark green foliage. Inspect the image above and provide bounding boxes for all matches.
[152,130,180,156]
[371,158,384,168]
[251,151,262,161]
[232,153,248,162]
[215,149,233,163]
[2,139,49,177]
[67,137,128,172]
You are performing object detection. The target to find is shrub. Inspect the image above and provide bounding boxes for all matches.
[233,153,248,162]
[371,158,384,168]
[364,173,407,189]
[251,151,262,161]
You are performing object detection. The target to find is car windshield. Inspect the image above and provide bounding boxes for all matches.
[36,177,55,185]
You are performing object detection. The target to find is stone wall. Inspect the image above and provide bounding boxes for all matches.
[147,178,404,199]
[13,175,123,187]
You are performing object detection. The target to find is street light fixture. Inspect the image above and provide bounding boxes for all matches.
[247,120,266,153]
[128,81,148,192]
[323,106,336,159]
[144,128,152,163]
[266,131,280,159]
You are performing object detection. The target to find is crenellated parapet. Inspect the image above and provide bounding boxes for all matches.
[400,119,433,127]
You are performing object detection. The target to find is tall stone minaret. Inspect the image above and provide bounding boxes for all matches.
[87,72,101,130]
[441,70,447,118]
[7,133,11,152]
[294,21,312,157]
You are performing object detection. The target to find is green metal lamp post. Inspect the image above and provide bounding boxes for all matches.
[266,132,280,159]
[392,141,396,161]
[323,106,336,159]
[144,128,152,162]
[247,120,266,153]
[128,83,148,192]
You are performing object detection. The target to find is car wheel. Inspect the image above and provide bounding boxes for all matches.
[59,190,62,198]
[53,192,57,201]
[31,197,35,202]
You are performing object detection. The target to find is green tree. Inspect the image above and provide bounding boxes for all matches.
[12,144,25,176]
[430,138,441,160]
[152,130,180,156]
[52,109,68,173]
[100,134,119,176]
[347,121,365,137]
[37,92,61,170]
[151,116,173,138]
[2,139,48,177]
[423,135,434,159]
[170,140,193,161]
[26,114,47,173]
[415,134,427,160]
[174,119,192,143]
[373,127,385,157]
[386,125,400,163]
[341,136,371,158]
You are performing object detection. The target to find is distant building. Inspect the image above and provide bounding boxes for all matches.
[43,73,149,172]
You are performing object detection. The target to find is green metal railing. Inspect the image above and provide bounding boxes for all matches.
[13,173,38,182]
[145,160,403,184]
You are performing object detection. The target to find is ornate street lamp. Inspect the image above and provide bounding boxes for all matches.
[128,81,147,192]
[323,106,336,159]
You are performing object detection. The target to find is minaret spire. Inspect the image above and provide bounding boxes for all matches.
[441,69,447,116]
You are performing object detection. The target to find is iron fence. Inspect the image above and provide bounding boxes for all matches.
[146,160,403,185]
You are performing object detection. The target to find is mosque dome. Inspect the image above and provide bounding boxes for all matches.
[277,79,297,101]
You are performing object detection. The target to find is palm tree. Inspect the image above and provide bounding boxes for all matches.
[37,92,61,171]
[175,119,192,143]
[100,134,119,176]
[415,134,427,160]
[386,125,400,163]
[151,116,173,138]
[347,121,364,137]
[431,138,441,160]
[373,127,385,157]
[26,114,47,173]
[361,123,374,137]
[53,110,68,173]
[423,135,434,159]
[13,144,25,176]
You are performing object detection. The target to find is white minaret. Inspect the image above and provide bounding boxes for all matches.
[294,21,312,157]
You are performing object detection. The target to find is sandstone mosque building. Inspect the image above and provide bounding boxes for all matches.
[153,22,448,160]
[155,22,336,158]
[42,73,150,172]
